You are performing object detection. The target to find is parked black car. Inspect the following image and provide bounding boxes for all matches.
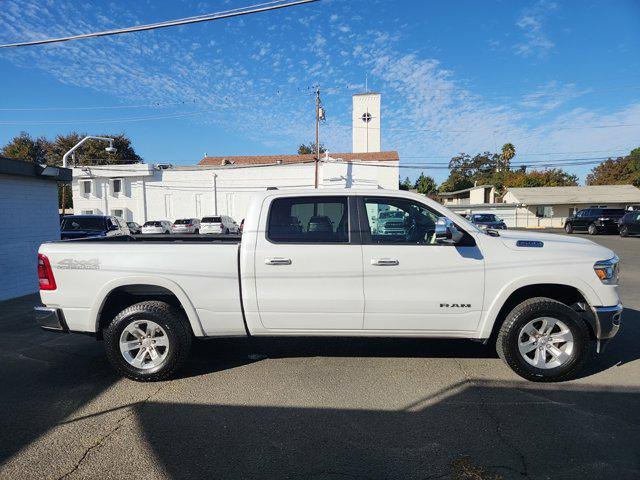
[564,208,627,235]
[619,211,640,237]
[467,213,507,230]
[127,222,142,234]
[61,215,130,240]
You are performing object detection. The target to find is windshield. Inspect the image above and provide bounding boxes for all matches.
[379,211,405,219]
[61,217,106,232]
[472,214,498,222]
[144,221,162,227]
[202,217,222,223]
[174,219,193,224]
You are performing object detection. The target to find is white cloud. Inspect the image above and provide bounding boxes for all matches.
[514,1,558,58]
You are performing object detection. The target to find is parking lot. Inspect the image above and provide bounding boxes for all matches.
[0,232,638,480]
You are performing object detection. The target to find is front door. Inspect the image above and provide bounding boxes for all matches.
[359,196,485,333]
[253,195,364,330]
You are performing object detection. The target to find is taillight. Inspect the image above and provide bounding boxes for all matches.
[38,254,57,290]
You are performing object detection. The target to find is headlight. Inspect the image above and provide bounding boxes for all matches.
[594,256,619,284]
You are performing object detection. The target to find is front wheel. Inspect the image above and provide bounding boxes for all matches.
[225,228,229,235]
[588,223,598,235]
[104,301,192,381]
[620,226,629,237]
[564,223,573,234]
[496,297,591,382]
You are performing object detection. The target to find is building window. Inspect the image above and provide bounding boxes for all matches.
[536,206,554,218]
[80,180,92,196]
[111,209,124,219]
[267,196,349,243]
[111,178,123,195]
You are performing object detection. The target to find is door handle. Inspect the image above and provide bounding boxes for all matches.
[371,258,399,266]
[265,257,292,266]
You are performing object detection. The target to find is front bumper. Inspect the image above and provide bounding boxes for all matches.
[591,303,623,352]
[34,307,68,333]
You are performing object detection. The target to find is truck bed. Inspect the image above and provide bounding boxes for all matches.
[56,234,242,244]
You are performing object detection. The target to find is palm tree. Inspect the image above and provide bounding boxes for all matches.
[500,143,516,171]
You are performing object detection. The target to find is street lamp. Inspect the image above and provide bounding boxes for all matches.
[60,136,117,216]
[62,136,117,168]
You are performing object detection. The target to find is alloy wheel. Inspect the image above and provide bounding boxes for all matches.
[119,320,170,369]
[517,317,574,369]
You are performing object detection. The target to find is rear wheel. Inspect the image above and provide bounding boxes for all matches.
[620,225,629,237]
[588,223,598,235]
[564,223,573,234]
[225,228,229,235]
[104,301,192,382]
[496,297,591,382]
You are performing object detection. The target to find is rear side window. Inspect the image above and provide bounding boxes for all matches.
[202,217,222,223]
[267,196,349,243]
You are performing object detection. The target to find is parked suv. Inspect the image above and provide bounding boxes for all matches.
[565,208,627,235]
[200,215,239,234]
[619,211,640,237]
[60,215,130,240]
[126,222,142,234]
[141,221,172,234]
[172,218,201,234]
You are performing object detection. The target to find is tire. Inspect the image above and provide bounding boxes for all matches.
[588,223,598,235]
[225,228,229,235]
[104,301,192,382]
[496,297,591,382]
[620,226,629,237]
[564,223,573,234]
[194,228,199,234]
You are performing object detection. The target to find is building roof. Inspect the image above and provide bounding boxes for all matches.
[199,151,399,166]
[437,184,494,197]
[506,185,640,205]
[0,156,72,182]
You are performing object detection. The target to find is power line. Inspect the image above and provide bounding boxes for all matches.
[0,0,319,49]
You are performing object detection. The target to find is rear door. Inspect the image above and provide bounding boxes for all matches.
[359,195,485,333]
[574,210,589,230]
[253,195,364,330]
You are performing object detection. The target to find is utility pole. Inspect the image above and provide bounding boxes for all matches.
[314,86,320,189]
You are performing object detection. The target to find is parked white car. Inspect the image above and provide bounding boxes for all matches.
[36,189,622,383]
[141,221,172,234]
[171,218,201,234]
[200,215,239,234]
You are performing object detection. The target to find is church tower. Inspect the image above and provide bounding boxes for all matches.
[352,92,381,153]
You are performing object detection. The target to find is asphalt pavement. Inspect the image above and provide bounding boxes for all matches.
[0,232,638,480]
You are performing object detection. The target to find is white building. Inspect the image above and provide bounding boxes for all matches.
[0,157,71,300]
[71,92,398,223]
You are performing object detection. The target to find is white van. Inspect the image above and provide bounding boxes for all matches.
[200,215,239,234]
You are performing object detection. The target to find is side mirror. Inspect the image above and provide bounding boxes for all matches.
[435,218,464,244]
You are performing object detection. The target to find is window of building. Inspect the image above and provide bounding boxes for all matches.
[536,206,554,218]
[111,178,123,195]
[80,180,92,196]
[363,197,441,245]
[111,209,124,219]
[267,196,349,243]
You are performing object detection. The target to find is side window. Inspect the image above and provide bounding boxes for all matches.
[363,197,441,245]
[268,196,349,243]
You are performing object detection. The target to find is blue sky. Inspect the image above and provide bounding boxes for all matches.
[1,0,639,183]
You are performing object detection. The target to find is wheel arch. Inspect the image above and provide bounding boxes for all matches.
[480,280,599,342]
[92,276,205,339]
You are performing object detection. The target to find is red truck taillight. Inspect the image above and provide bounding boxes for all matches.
[38,254,57,290]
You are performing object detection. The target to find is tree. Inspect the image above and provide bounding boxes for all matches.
[500,143,515,171]
[399,176,413,190]
[586,148,640,187]
[298,142,327,155]
[414,173,438,195]
[0,132,52,164]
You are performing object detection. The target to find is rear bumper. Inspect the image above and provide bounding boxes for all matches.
[34,307,68,333]
[591,303,623,351]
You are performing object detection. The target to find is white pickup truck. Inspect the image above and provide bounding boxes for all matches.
[35,189,622,382]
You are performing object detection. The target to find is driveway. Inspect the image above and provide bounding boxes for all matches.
[1,233,639,480]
